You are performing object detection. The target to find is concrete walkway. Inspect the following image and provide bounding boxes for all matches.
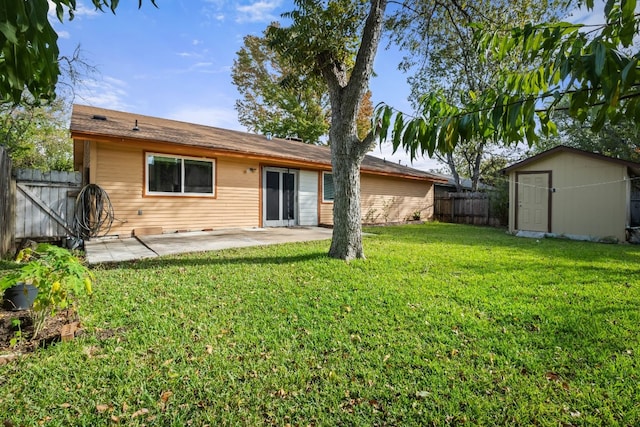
[84,227,334,264]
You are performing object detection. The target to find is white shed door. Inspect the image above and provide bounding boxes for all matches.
[517,172,550,232]
[298,170,318,226]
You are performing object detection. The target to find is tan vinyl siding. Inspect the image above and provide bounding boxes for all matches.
[361,174,434,223]
[93,140,260,236]
[319,202,334,225]
[319,174,434,226]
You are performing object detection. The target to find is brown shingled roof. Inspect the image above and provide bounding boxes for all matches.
[70,104,444,182]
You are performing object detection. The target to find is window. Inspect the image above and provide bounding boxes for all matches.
[322,171,334,202]
[146,153,215,196]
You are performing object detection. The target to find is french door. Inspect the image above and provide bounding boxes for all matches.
[263,167,297,227]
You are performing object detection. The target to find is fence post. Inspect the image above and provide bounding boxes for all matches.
[0,147,16,257]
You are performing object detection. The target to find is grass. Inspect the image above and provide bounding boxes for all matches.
[1,222,639,426]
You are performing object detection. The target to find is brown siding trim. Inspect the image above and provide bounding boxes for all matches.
[360,170,446,182]
[514,170,552,232]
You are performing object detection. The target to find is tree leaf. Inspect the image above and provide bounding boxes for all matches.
[594,42,606,76]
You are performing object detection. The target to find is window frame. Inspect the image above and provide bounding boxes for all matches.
[145,152,216,197]
[322,171,334,203]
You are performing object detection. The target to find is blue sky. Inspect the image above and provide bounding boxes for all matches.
[53,1,607,172]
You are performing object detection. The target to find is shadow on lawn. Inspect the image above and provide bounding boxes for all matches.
[93,250,330,271]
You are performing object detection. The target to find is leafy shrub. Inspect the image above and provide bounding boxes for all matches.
[0,243,94,338]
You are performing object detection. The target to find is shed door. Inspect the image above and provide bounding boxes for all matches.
[516,172,551,232]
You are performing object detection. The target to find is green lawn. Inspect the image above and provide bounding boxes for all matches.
[1,223,639,426]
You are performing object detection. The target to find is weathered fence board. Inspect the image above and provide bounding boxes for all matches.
[435,192,503,226]
[14,169,81,240]
[0,147,15,257]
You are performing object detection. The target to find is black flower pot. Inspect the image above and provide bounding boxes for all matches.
[3,283,38,311]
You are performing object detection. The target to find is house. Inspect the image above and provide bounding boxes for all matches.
[433,174,493,197]
[70,105,445,237]
[503,145,640,243]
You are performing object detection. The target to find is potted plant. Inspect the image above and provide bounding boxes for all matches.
[0,243,95,339]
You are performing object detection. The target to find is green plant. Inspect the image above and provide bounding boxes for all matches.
[9,318,23,347]
[412,210,421,220]
[0,243,94,338]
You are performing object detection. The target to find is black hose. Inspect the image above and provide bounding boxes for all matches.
[73,184,115,238]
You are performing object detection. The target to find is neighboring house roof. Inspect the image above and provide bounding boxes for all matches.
[503,145,640,175]
[71,105,446,183]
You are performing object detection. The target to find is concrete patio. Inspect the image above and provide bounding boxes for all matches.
[84,227,334,264]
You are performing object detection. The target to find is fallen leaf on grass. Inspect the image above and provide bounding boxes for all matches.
[545,372,560,381]
[159,391,173,411]
[60,403,72,409]
[110,415,120,423]
[383,354,391,363]
[415,391,430,399]
[205,345,213,354]
[131,408,149,418]
[96,404,110,413]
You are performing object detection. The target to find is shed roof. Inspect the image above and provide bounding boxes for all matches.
[503,145,640,176]
[71,105,445,182]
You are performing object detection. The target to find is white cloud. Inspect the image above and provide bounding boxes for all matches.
[236,0,282,23]
[166,106,244,131]
[567,1,605,26]
[57,30,71,39]
[74,76,130,111]
[73,1,102,18]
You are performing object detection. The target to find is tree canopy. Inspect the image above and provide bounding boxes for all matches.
[232,30,330,144]
[231,29,374,144]
[377,0,640,158]
[0,0,156,105]
[0,98,74,171]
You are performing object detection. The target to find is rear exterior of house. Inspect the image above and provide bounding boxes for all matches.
[504,146,640,242]
[71,105,443,238]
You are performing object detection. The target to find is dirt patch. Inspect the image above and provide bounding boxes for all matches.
[0,308,79,356]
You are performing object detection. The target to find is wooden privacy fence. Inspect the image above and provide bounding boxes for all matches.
[0,147,15,257]
[435,192,504,226]
[14,169,81,241]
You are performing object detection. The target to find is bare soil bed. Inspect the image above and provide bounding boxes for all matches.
[0,308,78,357]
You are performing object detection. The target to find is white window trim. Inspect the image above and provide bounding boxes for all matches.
[145,152,216,197]
[322,171,334,203]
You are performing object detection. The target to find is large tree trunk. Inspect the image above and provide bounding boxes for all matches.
[321,0,387,260]
[329,130,367,260]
